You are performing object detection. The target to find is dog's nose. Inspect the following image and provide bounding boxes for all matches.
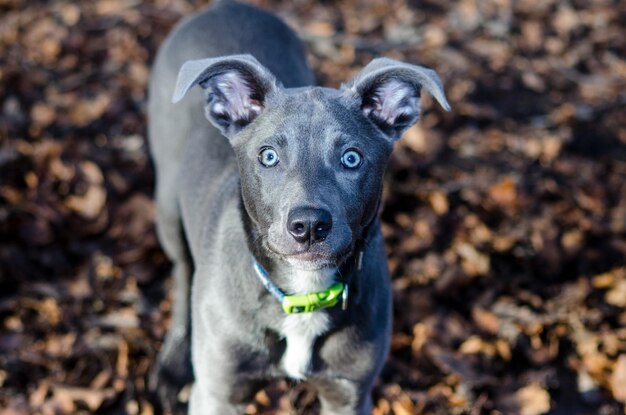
[287,207,332,244]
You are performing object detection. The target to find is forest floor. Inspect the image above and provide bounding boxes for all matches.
[1,0,625,414]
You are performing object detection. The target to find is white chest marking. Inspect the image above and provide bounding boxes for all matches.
[280,268,335,379]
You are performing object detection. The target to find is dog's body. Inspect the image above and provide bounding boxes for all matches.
[148,1,449,413]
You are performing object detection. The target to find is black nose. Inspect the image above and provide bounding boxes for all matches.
[287,207,333,244]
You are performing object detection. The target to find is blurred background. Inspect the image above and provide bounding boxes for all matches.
[0,0,625,414]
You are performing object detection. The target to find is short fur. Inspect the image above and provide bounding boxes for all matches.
[148,1,449,414]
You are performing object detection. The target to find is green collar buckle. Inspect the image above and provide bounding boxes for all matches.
[282,282,344,314]
[252,259,350,314]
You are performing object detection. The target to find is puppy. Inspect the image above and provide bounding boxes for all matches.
[148,1,450,413]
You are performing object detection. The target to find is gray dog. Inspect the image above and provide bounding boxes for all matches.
[148,1,450,413]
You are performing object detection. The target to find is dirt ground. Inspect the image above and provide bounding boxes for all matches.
[1,0,625,414]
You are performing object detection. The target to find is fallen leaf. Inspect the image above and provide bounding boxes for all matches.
[517,383,551,415]
[51,385,114,412]
[456,242,490,276]
[429,191,449,215]
[472,307,501,335]
[65,185,106,219]
[488,176,518,210]
[610,355,626,403]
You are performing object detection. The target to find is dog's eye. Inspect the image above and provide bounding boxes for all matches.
[258,147,279,167]
[341,149,362,169]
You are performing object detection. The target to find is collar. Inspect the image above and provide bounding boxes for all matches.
[252,254,362,314]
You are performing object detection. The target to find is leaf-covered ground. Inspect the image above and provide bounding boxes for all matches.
[1,0,625,414]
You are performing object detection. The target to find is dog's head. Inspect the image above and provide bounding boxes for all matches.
[173,55,449,270]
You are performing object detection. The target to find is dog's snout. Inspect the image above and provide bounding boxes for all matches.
[287,207,332,244]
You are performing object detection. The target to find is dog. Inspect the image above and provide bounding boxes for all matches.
[147,1,450,413]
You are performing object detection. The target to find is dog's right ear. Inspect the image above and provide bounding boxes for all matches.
[172,54,280,138]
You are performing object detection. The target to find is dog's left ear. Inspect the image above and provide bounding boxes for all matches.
[343,58,451,142]
[172,54,280,138]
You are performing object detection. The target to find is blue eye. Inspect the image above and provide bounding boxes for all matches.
[341,149,362,169]
[258,147,279,167]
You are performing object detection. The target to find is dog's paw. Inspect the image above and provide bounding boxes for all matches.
[148,358,192,415]
[148,334,193,415]
[148,325,194,413]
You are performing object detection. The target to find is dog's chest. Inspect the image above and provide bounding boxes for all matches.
[279,269,335,379]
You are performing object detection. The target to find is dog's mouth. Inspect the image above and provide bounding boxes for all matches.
[264,240,353,270]
[285,252,339,270]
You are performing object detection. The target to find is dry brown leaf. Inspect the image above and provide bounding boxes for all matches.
[402,124,427,154]
[38,297,61,326]
[516,383,551,415]
[68,94,111,127]
[115,340,129,390]
[45,333,76,357]
[30,103,56,127]
[373,398,391,415]
[495,339,512,361]
[90,370,112,390]
[592,270,616,288]
[139,399,155,415]
[52,385,113,412]
[456,242,490,276]
[60,4,81,25]
[610,355,626,403]
[29,381,49,407]
[488,177,518,210]
[606,280,626,308]
[472,307,500,334]
[304,20,335,37]
[99,308,139,329]
[390,394,414,415]
[255,390,271,406]
[561,229,584,255]
[65,161,107,219]
[553,7,579,35]
[459,335,485,354]
[95,0,141,16]
[65,185,106,219]
[412,323,430,354]
[429,191,449,215]
[177,384,192,404]
[603,268,626,307]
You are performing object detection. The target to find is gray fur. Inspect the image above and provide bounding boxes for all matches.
[148,1,449,414]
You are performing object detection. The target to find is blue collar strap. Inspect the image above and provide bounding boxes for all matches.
[252,260,286,303]
[252,258,352,314]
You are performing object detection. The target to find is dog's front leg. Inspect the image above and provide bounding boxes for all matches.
[189,298,268,415]
[188,387,241,415]
[312,378,374,415]
[188,374,264,415]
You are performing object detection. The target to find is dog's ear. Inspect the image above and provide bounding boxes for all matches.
[343,58,450,142]
[172,54,280,137]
